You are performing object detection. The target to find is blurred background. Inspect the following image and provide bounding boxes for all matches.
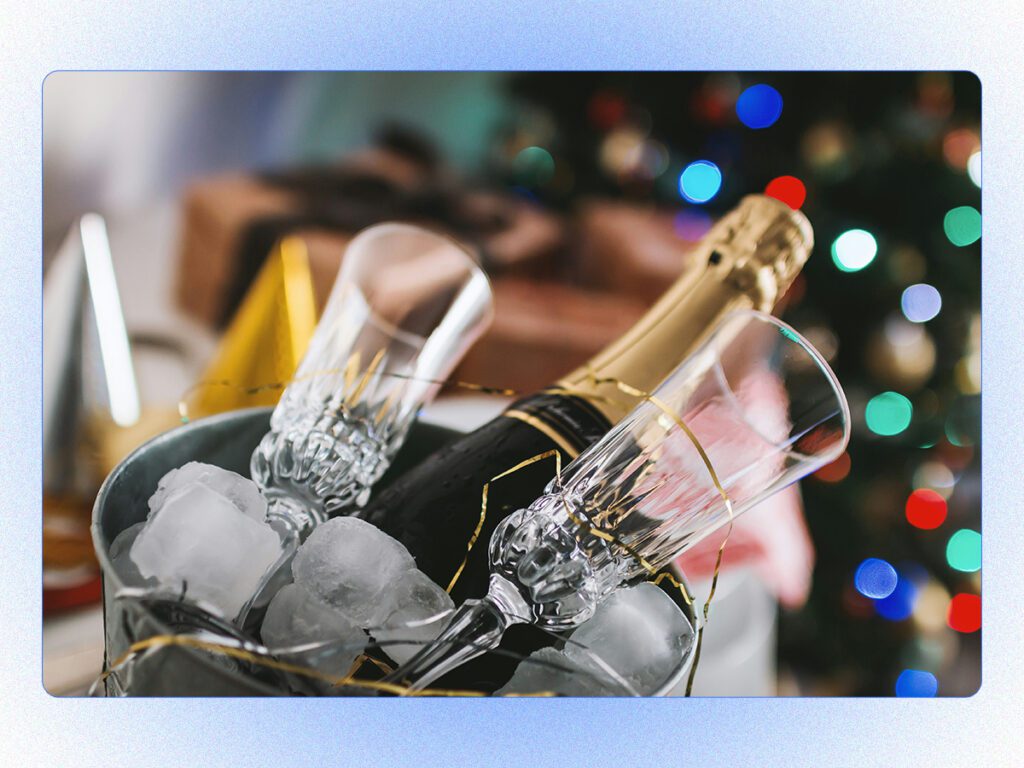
[42,72,980,697]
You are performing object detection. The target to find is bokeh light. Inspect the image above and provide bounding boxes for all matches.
[764,175,806,210]
[947,593,981,633]
[831,229,878,272]
[956,354,982,394]
[587,90,627,131]
[513,146,555,186]
[901,283,942,323]
[905,488,947,530]
[946,529,981,572]
[854,558,898,599]
[967,150,981,187]
[678,160,722,203]
[916,73,954,119]
[865,391,913,436]
[869,317,936,391]
[690,73,741,124]
[941,128,980,171]
[801,120,856,180]
[672,210,713,242]
[943,206,981,246]
[874,570,918,621]
[913,580,952,633]
[895,669,938,697]
[736,84,783,129]
[913,461,956,499]
[814,451,851,483]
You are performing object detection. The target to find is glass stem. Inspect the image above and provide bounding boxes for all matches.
[235,497,323,629]
[385,577,530,692]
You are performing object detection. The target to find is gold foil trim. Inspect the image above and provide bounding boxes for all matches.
[446,449,566,595]
[502,410,581,459]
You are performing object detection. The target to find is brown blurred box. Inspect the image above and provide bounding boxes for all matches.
[177,174,352,325]
[176,159,565,328]
[452,278,648,394]
[573,200,695,303]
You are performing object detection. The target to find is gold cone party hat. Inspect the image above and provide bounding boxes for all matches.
[190,236,319,416]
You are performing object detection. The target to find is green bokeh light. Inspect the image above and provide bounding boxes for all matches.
[946,528,981,572]
[513,146,556,186]
[865,391,913,436]
[943,206,981,246]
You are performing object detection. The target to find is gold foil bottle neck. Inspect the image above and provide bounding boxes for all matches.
[706,194,813,309]
[556,194,814,420]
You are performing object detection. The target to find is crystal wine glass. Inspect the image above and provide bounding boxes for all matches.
[385,309,850,690]
[241,223,494,623]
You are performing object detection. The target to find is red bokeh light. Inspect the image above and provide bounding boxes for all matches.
[905,488,948,530]
[947,593,981,633]
[814,451,851,483]
[588,91,627,131]
[764,175,807,210]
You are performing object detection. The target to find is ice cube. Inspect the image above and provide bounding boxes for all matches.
[130,483,282,618]
[292,516,415,627]
[108,521,155,588]
[371,569,455,665]
[563,582,694,693]
[261,583,367,679]
[148,461,267,521]
[495,646,619,697]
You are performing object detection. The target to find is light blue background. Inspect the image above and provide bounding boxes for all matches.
[4,1,1021,765]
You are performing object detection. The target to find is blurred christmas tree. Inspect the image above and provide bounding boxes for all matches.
[491,72,981,696]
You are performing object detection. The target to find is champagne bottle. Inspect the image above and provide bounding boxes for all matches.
[361,195,812,606]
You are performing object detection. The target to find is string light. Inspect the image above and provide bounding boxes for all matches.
[946,529,981,573]
[905,488,947,530]
[901,283,942,323]
[865,391,913,436]
[943,206,981,246]
[831,229,878,272]
[946,593,981,633]
[736,84,783,129]
[854,558,898,599]
[895,669,938,697]
[678,160,722,204]
[764,175,806,210]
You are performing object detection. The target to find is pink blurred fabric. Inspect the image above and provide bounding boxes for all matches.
[660,366,816,609]
[674,483,814,609]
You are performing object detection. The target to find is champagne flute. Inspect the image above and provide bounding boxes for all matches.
[385,309,850,690]
[239,223,493,624]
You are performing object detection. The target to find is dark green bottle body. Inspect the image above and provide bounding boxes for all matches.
[361,392,611,605]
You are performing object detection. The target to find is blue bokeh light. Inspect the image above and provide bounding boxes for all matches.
[895,669,938,697]
[736,84,784,129]
[874,571,919,621]
[854,558,898,599]
[901,283,942,323]
[678,160,722,204]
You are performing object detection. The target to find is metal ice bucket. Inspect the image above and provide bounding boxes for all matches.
[92,407,698,696]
